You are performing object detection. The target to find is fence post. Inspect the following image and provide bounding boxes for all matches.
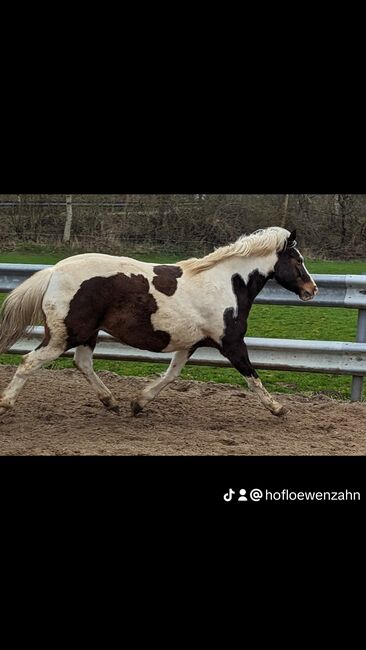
[351,308,366,401]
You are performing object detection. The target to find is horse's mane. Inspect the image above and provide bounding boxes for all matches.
[179,226,291,275]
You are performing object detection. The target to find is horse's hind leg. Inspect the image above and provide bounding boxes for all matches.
[131,350,190,415]
[73,341,119,413]
[0,335,66,417]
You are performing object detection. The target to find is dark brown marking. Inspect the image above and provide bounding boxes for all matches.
[189,336,220,355]
[190,271,268,379]
[35,319,51,350]
[64,273,171,352]
[223,271,268,341]
[152,265,183,296]
[220,271,268,377]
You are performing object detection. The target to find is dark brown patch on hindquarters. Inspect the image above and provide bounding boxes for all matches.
[152,265,183,296]
[35,317,51,350]
[64,273,171,352]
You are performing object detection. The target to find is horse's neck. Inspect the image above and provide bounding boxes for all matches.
[212,253,277,301]
[246,268,271,303]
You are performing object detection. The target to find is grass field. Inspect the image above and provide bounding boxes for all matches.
[0,247,365,400]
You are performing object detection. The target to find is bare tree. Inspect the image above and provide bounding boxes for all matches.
[337,194,352,245]
[280,194,289,228]
[63,195,73,243]
[1,193,365,258]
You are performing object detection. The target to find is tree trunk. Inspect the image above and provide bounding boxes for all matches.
[338,194,349,245]
[63,195,73,243]
[280,194,289,228]
[333,194,340,217]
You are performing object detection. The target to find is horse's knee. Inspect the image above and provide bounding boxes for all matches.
[73,345,93,373]
[18,357,34,375]
[73,358,85,374]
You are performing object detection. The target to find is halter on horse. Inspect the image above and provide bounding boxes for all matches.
[0,227,317,419]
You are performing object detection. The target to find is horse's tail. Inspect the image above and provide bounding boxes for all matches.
[0,267,54,353]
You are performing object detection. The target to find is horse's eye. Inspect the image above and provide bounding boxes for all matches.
[297,262,306,277]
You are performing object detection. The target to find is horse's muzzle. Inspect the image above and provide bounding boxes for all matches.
[300,284,318,301]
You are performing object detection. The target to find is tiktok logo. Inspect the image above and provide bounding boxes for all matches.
[223,488,249,502]
[223,489,235,502]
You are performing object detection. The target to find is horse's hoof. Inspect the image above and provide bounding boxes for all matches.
[108,404,120,415]
[271,404,288,417]
[101,397,119,414]
[131,400,143,416]
[0,405,11,418]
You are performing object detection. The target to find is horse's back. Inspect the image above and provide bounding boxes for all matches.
[43,253,154,318]
[54,252,153,274]
[48,253,155,292]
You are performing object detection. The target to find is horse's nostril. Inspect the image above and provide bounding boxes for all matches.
[301,288,315,301]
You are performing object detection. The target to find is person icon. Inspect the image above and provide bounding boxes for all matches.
[238,489,248,501]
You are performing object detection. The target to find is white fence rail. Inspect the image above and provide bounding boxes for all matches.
[1,264,365,401]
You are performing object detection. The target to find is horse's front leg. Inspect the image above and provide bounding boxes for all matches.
[222,340,287,416]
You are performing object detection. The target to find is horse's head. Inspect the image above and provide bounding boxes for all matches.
[273,229,318,301]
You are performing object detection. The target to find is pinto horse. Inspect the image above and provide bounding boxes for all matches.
[0,227,317,419]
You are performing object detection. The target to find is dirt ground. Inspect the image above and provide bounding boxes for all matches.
[0,365,365,456]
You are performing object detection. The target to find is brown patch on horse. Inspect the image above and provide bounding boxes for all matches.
[64,273,171,352]
[35,319,51,350]
[220,271,268,378]
[189,336,220,354]
[152,265,183,296]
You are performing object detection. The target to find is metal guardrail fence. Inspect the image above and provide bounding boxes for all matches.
[1,264,366,401]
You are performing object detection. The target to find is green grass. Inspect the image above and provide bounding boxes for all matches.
[0,248,365,400]
[0,248,180,266]
[0,242,365,266]
[0,247,365,273]
[0,249,72,265]
[306,260,366,274]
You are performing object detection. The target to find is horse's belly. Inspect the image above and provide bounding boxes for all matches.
[102,310,203,354]
[103,323,198,354]
[101,311,171,353]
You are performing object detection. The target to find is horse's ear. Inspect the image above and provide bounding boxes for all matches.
[288,229,297,244]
